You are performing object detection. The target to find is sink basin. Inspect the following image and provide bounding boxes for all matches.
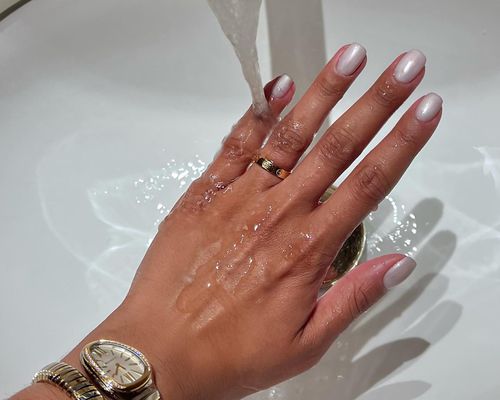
[1,1,499,398]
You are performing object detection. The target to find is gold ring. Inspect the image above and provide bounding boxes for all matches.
[255,157,291,180]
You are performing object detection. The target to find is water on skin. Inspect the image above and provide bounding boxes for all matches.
[175,202,275,321]
[175,236,257,317]
[173,184,421,328]
[174,0,421,332]
[207,0,269,116]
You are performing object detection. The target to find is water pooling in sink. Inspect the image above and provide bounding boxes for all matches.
[207,0,269,116]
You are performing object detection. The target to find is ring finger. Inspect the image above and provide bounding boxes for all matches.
[195,75,295,194]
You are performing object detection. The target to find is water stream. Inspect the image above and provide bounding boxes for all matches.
[207,0,269,115]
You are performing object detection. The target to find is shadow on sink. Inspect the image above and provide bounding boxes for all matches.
[254,198,461,400]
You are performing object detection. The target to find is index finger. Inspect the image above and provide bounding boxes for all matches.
[314,92,443,246]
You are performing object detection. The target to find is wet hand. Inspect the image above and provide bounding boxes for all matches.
[61,44,442,400]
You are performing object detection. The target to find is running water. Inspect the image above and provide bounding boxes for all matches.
[207,0,269,116]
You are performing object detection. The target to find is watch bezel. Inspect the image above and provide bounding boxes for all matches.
[80,339,152,393]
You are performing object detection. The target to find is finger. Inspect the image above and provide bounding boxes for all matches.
[299,254,416,351]
[201,75,295,189]
[247,43,367,186]
[289,50,427,202]
[315,92,443,244]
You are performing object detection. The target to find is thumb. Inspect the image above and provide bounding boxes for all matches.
[301,254,416,350]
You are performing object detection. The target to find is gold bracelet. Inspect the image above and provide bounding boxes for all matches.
[33,361,105,400]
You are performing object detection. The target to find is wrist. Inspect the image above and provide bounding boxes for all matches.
[106,297,244,400]
[58,302,184,399]
[11,382,69,400]
[13,298,238,400]
[13,300,188,400]
[63,299,204,399]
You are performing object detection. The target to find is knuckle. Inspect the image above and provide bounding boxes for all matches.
[351,285,371,318]
[344,278,372,320]
[271,120,308,156]
[393,126,419,147]
[221,134,252,162]
[371,80,401,108]
[318,125,358,166]
[315,77,345,100]
[174,178,217,215]
[351,163,390,204]
[177,192,208,215]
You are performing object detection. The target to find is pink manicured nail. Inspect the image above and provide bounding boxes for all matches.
[271,74,293,99]
[336,43,366,76]
[416,93,443,122]
[383,256,417,289]
[394,49,426,83]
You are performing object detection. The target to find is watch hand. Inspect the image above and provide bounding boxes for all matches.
[113,363,120,377]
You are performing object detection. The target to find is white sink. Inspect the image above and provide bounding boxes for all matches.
[1,1,499,398]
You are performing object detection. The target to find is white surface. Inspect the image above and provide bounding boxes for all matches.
[0,0,18,13]
[1,0,499,399]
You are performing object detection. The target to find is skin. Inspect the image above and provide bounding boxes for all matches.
[12,45,441,400]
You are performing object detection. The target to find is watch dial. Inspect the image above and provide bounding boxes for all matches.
[89,343,147,386]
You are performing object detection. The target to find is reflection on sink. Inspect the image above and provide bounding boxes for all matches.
[249,200,461,399]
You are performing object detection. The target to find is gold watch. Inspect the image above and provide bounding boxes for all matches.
[80,339,160,400]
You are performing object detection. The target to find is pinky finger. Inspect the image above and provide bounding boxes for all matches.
[198,75,295,187]
[299,254,416,351]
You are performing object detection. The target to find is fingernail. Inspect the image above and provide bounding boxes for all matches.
[383,256,417,289]
[336,43,366,76]
[271,74,293,99]
[416,92,443,122]
[394,49,426,83]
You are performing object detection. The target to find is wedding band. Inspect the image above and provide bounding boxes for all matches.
[255,157,290,180]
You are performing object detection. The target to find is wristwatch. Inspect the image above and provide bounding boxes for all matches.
[80,339,161,400]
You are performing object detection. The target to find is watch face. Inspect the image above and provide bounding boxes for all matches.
[81,340,151,391]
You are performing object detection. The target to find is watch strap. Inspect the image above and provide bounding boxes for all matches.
[130,384,161,400]
[33,361,105,400]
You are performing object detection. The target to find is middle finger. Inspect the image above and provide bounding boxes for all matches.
[247,43,367,186]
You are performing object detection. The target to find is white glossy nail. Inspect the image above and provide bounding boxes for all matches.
[394,49,426,83]
[336,43,366,76]
[383,256,417,289]
[271,74,293,99]
[416,93,443,122]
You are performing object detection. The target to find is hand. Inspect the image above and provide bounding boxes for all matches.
[27,44,442,400]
